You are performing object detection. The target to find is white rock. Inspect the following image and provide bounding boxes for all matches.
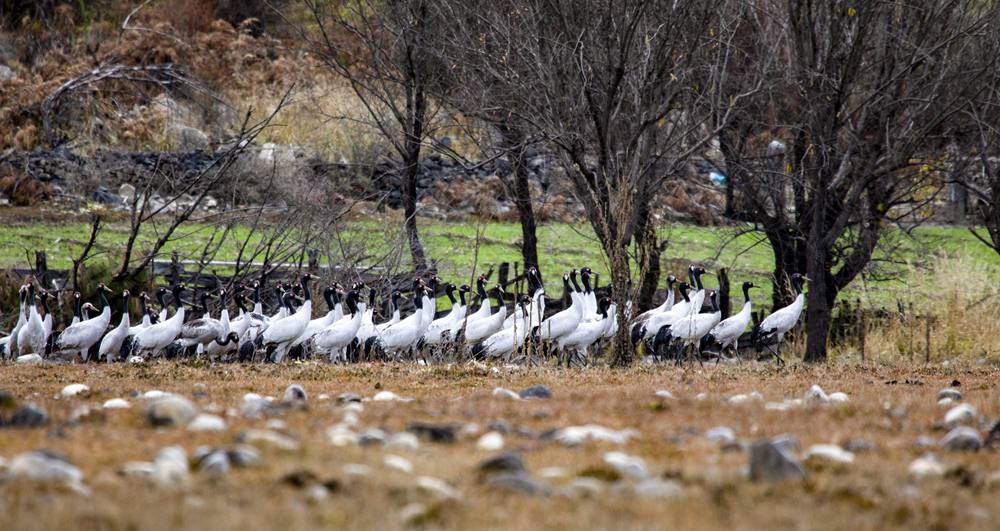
[343,402,364,414]
[387,432,420,450]
[60,384,90,397]
[828,392,849,404]
[265,419,287,430]
[127,356,145,364]
[695,392,709,401]
[937,388,962,401]
[632,478,684,498]
[342,411,360,427]
[492,387,522,400]
[384,454,414,474]
[15,354,44,364]
[728,392,764,405]
[327,424,358,446]
[938,397,955,406]
[241,393,271,418]
[141,390,170,400]
[373,391,412,402]
[102,398,131,409]
[317,393,331,401]
[8,451,84,487]
[476,431,505,451]
[343,463,371,476]
[187,414,227,432]
[944,403,977,427]
[152,446,190,488]
[554,425,639,446]
[940,426,982,452]
[399,503,429,525]
[121,461,156,479]
[239,429,300,451]
[803,385,830,407]
[416,476,460,499]
[539,467,570,479]
[909,454,947,478]
[705,426,737,445]
[654,390,676,399]
[283,384,307,403]
[805,444,855,464]
[603,451,648,479]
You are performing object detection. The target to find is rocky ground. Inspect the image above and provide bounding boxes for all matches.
[0,362,999,530]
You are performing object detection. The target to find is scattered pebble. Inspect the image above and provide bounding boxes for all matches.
[603,451,648,479]
[519,385,552,399]
[654,390,676,400]
[842,439,876,453]
[749,439,806,481]
[828,392,849,404]
[632,478,684,498]
[940,426,982,452]
[227,445,263,468]
[909,453,947,478]
[15,354,44,364]
[416,475,460,500]
[938,388,962,402]
[283,384,307,405]
[60,383,90,397]
[8,450,85,491]
[476,431,505,451]
[187,414,227,432]
[6,404,48,428]
[803,385,829,407]
[237,429,300,451]
[387,432,420,450]
[152,446,190,488]
[478,453,526,475]
[728,391,764,405]
[372,391,412,402]
[192,383,208,399]
[197,450,231,475]
[944,404,977,427]
[102,398,131,409]
[359,428,387,446]
[805,444,855,465]
[705,426,737,446]
[327,424,358,446]
[407,422,457,443]
[399,503,430,525]
[553,425,639,446]
[337,393,363,403]
[938,397,955,407]
[492,387,521,400]
[241,393,271,418]
[146,395,198,427]
[539,467,569,479]
[695,393,709,401]
[484,471,551,496]
[343,463,371,477]
[561,477,605,496]
[384,454,414,474]
[141,390,170,400]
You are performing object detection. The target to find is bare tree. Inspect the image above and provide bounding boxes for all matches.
[437,0,742,364]
[714,0,1000,361]
[287,0,453,273]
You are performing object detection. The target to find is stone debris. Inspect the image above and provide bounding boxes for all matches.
[553,425,639,446]
[407,423,457,443]
[603,451,648,479]
[909,454,947,478]
[654,390,676,400]
[477,431,505,451]
[728,391,764,405]
[804,444,855,465]
[519,385,552,399]
[384,454,414,474]
[372,391,413,402]
[6,404,49,428]
[146,395,198,427]
[237,429,300,451]
[937,388,962,402]
[187,414,227,432]
[705,426,738,446]
[102,398,131,409]
[416,475,460,500]
[944,404,977,427]
[283,384,308,405]
[803,385,829,407]
[749,439,806,482]
[60,384,90,397]
[240,393,273,418]
[387,432,421,451]
[15,354,45,364]
[7,450,85,492]
[940,426,982,452]
[493,387,522,400]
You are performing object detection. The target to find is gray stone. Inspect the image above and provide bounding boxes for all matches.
[7,403,48,428]
[487,420,511,434]
[337,393,363,403]
[15,354,44,364]
[227,445,263,468]
[8,450,83,486]
[192,383,209,399]
[749,440,806,481]
[146,395,198,427]
[484,472,551,496]
[478,452,526,476]
[187,414,226,432]
[941,426,982,452]
[705,426,737,446]
[0,65,13,81]
[237,429,300,451]
[283,384,308,404]
[519,385,552,399]
[198,450,231,475]
[358,428,387,446]
[153,446,190,488]
[842,439,876,453]
[938,388,962,401]
[171,125,210,151]
[633,478,684,498]
[603,451,648,479]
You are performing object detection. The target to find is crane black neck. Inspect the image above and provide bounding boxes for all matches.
[458,289,467,306]
[40,292,50,315]
[679,284,690,303]
[792,276,803,295]
[445,285,456,305]
[581,272,592,294]
[346,291,360,315]
[742,283,752,302]
[570,271,581,293]
[73,294,82,318]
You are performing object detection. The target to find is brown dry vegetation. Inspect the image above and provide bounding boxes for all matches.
[1,362,1000,530]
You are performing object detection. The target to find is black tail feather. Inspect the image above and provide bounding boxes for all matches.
[630,323,645,346]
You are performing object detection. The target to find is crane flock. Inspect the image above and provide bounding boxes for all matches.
[0,266,809,366]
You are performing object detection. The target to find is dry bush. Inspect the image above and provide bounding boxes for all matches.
[0,169,53,206]
[852,256,1000,362]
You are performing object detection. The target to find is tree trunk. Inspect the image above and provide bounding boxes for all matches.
[765,228,800,311]
[510,144,540,279]
[608,244,634,367]
[633,210,661,311]
[402,144,427,272]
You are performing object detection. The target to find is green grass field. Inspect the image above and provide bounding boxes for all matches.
[0,214,996,310]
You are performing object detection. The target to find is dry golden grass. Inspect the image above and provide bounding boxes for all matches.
[1,361,1000,530]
